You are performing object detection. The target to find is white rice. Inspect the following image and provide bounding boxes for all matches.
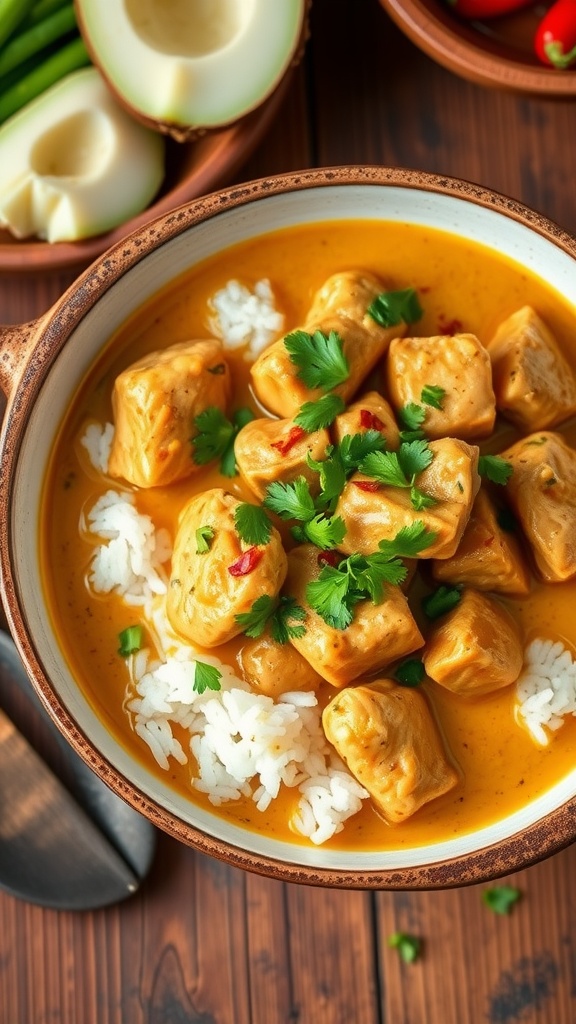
[208,278,284,360]
[80,421,114,474]
[515,638,576,746]
[87,491,368,845]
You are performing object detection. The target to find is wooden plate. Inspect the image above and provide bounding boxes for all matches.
[0,76,292,274]
[379,0,576,95]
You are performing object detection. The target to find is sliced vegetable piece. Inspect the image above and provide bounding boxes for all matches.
[75,0,310,139]
[0,66,165,242]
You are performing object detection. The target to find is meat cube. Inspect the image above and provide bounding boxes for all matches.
[487,306,576,431]
[284,545,423,688]
[423,589,523,697]
[386,333,496,439]
[166,488,287,647]
[250,271,407,418]
[238,635,323,698]
[322,679,458,824]
[432,487,531,595]
[234,416,330,502]
[332,390,400,451]
[335,438,480,560]
[501,431,576,582]
[108,338,230,488]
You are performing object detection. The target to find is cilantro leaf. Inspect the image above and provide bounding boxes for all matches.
[359,441,436,510]
[264,477,316,522]
[399,402,426,432]
[235,594,275,638]
[482,886,521,915]
[421,384,446,410]
[410,486,438,511]
[294,393,346,432]
[118,625,143,657]
[394,658,425,687]
[192,406,255,477]
[377,521,437,559]
[193,661,222,694]
[269,596,307,644]
[338,430,388,473]
[478,454,513,485]
[387,932,422,963]
[306,449,347,510]
[306,564,356,630]
[399,427,427,443]
[360,450,409,488]
[398,438,434,479]
[292,513,347,550]
[284,328,350,391]
[234,503,273,546]
[195,525,215,553]
[422,585,461,620]
[367,287,423,328]
[349,552,407,602]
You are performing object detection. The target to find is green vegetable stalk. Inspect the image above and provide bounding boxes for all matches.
[0,0,37,48]
[0,3,77,78]
[0,34,89,123]
[19,0,68,30]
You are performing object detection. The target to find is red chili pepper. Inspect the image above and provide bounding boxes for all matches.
[359,409,385,431]
[228,547,262,577]
[270,425,306,456]
[352,479,381,493]
[446,0,532,18]
[317,550,340,567]
[535,0,576,68]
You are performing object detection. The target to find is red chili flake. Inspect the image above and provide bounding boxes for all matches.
[438,316,463,335]
[317,550,340,568]
[360,409,385,431]
[352,480,381,492]
[270,425,306,456]
[228,547,262,577]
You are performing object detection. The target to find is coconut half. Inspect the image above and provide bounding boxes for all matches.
[0,66,165,243]
[74,0,310,140]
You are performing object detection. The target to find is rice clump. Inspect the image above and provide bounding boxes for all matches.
[80,420,114,473]
[515,637,576,746]
[87,491,368,846]
[209,278,284,360]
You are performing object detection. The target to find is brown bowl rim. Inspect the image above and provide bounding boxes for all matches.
[2,165,576,889]
[379,0,576,95]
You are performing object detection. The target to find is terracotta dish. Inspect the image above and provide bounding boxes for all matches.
[0,76,291,275]
[379,0,576,95]
[1,167,576,889]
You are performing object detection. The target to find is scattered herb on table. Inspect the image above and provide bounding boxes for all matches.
[482,886,522,915]
[387,931,422,963]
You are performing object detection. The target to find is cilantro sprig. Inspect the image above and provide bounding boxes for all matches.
[398,384,447,441]
[478,454,513,485]
[305,429,387,511]
[193,661,222,694]
[192,406,255,476]
[359,439,437,510]
[482,886,521,915]
[306,522,437,630]
[234,502,273,546]
[263,476,346,550]
[367,287,423,328]
[422,585,461,620]
[294,393,346,432]
[284,328,350,391]
[235,594,306,644]
[195,525,215,553]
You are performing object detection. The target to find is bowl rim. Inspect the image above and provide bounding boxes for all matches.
[2,164,576,889]
[379,0,576,96]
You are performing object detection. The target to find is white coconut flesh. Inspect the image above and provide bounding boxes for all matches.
[75,0,308,134]
[0,66,165,243]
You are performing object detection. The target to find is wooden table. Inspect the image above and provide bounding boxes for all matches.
[2,1,576,1021]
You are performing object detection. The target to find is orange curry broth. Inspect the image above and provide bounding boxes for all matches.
[40,220,576,851]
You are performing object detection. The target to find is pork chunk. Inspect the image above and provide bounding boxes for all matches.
[234,417,330,502]
[322,679,458,824]
[432,487,531,595]
[386,333,496,439]
[238,635,323,698]
[108,339,230,488]
[501,431,576,582]
[487,306,576,431]
[167,488,287,647]
[284,545,423,688]
[423,589,523,697]
[335,438,480,559]
[250,271,407,418]
[332,390,400,450]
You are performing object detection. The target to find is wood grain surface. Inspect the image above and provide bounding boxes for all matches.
[2,1,576,1021]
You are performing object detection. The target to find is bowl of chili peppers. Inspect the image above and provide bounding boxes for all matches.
[379,0,576,95]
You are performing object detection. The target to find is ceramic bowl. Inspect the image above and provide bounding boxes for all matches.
[379,0,576,96]
[2,166,576,889]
